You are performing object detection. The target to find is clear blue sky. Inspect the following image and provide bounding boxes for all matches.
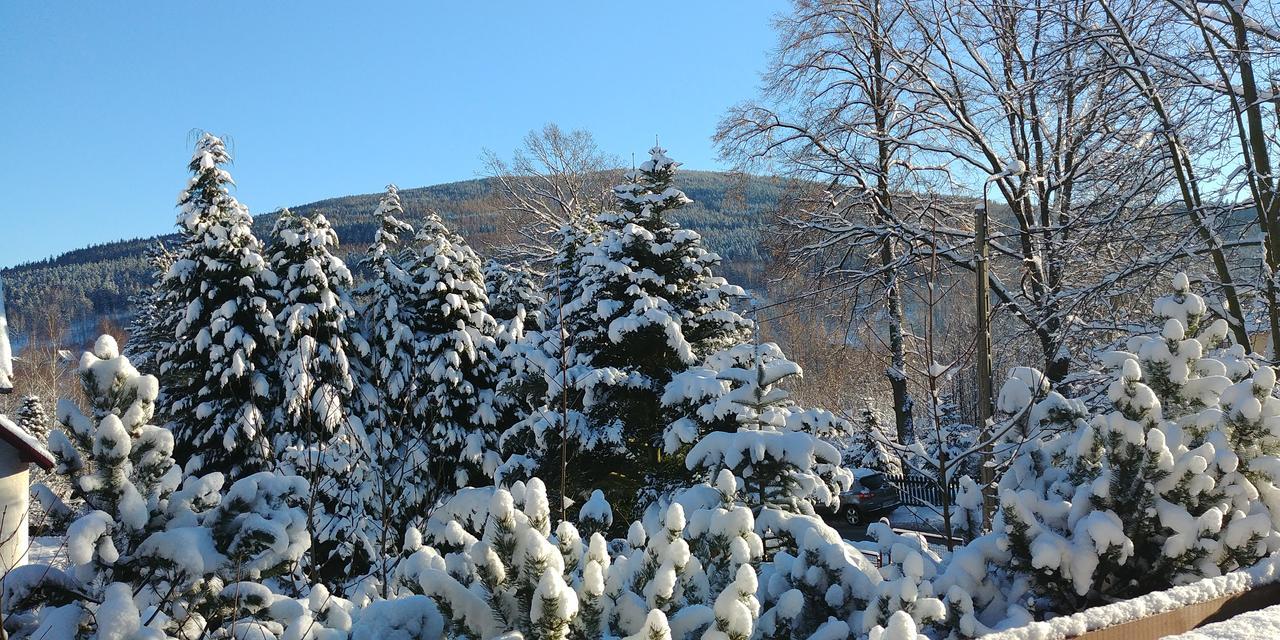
[0,1,785,268]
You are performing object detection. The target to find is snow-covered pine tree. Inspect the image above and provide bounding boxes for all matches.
[844,405,904,475]
[353,184,423,584]
[157,133,279,478]
[675,342,851,516]
[486,259,546,336]
[542,145,751,518]
[486,259,550,447]
[123,240,176,375]
[997,273,1280,615]
[375,474,769,639]
[267,208,374,588]
[14,394,48,441]
[20,335,311,640]
[410,211,503,503]
[860,524,948,635]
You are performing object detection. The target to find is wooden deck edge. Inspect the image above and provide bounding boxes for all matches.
[1073,582,1280,639]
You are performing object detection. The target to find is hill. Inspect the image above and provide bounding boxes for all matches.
[0,170,786,341]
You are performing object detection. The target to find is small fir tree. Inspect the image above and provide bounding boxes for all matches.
[14,394,49,441]
[21,335,311,640]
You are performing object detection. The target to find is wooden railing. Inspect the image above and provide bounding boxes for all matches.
[1073,583,1280,639]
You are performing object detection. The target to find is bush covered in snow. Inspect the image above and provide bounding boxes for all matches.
[994,273,1280,614]
[15,336,312,639]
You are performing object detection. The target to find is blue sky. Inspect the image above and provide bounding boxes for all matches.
[0,1,785,268]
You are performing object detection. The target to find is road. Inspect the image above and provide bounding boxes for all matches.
[826,514,871,541]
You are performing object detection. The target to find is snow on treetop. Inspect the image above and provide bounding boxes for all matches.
[641,145,679,173]
[686,428,842,472]
[578,489,613,527]
[997,366,1049,414]
[189,133,231,172]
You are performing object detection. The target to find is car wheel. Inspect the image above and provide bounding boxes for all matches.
[845,508,864,525]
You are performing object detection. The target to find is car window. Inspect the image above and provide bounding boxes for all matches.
[859,473,885,489]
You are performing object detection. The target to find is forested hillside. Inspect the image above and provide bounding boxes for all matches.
[1,170,784,339]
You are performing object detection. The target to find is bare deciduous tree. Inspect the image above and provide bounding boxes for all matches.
[482,123,622,264]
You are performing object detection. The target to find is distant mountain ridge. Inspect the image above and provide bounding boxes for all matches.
[1,170,786,340]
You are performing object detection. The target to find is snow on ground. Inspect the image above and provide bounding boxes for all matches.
[1163,604,1280,640]
[28,536,67,569]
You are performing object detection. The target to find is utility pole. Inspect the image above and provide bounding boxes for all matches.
[976,161,1024,527]
[974,192,995,526]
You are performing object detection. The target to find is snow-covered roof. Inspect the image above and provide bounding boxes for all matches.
[0,415,53,470]
[0,276,11,393]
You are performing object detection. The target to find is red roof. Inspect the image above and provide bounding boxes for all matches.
[0,416,54,471]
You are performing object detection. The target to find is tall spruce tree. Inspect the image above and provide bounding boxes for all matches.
[411,212,503,503]
[267,209,374,587]
[505,146,751,521]
[157,133,279,478]
[486,260,548,452]
[354,185,425,581]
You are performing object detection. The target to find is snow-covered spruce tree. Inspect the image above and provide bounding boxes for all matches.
[996,273,1280,615]
[486,259,546,335]
[354,184,424,585]
[668,342,852,516]
[14,394,48,441]
[16,335,311,640]
[492,218,597,506]
[843,405,904,476]
[410,210,503,503]
[485,259,549,449]
[157,133,279,478]
[266,208,375,589]
[508,146,752,521]
[124,240,176,375]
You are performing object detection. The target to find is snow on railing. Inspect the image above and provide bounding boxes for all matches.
[984,552,1280,639]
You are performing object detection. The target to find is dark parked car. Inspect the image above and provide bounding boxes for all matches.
[839,469,901,524]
